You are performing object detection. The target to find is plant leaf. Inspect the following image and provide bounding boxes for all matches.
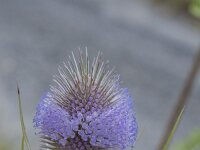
[21,134,25,150]
[163,107,185,150]
[17,85,31,150]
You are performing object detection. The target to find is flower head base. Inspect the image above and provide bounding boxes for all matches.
[34,50,137,150]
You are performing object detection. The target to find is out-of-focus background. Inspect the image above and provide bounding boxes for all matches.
[0,0,200,150]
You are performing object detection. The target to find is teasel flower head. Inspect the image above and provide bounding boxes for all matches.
[33,49,138,150]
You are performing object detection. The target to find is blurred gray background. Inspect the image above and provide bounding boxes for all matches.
[0,0,200,150]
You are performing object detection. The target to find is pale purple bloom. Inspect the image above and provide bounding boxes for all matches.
[34,50,137,150]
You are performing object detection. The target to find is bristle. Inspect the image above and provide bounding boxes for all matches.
[50,50,120,111]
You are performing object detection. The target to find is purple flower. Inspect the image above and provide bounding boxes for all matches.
[33,50,138,150]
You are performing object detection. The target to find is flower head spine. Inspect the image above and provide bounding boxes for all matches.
[34,49,138,150]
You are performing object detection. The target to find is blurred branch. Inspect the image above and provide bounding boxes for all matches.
[154,0,190,8]
[157,48,200,150]
[154,0,200,19]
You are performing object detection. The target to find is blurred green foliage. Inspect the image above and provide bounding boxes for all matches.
[172,129,200,150]
[0,141,10,150]
[189,0,200,18]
